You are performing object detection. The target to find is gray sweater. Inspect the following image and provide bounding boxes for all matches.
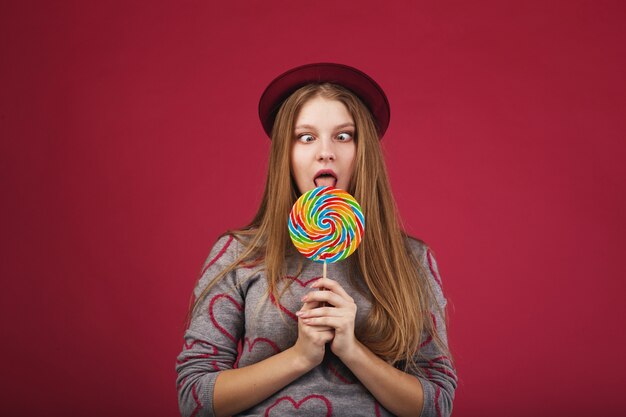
[176,235,457,417]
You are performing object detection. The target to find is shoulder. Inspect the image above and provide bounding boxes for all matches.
[404,235,441,279]
[194,233,245,295]
[404,235,438,278]
[404,234,447,307]
[404,234,428,260]
[198,230,263,280]
[201,233,241,270]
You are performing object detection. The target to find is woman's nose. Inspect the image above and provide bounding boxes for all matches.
[317,138,335,161]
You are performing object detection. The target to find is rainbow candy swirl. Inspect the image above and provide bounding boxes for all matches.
[288,186,365,263]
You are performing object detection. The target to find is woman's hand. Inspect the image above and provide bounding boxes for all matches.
[292,298,335,370]
[296,278,357,359]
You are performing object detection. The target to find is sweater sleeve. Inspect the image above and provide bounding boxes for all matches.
[176,235,244,417]
[413,246,458,417]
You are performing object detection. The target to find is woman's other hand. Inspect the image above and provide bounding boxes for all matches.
[296,278,357,359]
[293,297,335,370]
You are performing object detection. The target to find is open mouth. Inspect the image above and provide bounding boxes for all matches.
[314,171,337,187]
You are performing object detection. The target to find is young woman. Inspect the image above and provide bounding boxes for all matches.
[176,63,457,417]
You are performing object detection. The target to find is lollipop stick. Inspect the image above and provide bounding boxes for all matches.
[321,260,327,307]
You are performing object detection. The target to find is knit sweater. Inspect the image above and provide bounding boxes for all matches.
[176,234,457,417]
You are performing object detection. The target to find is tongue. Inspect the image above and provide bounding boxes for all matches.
[314,176,337,187]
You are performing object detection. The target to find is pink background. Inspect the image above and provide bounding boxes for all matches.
[2,1,625,416]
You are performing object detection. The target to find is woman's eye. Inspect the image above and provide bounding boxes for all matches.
[337,132,353,141]
[298,134,315,143]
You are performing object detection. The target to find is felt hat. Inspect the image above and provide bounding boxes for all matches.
[258,63,390,139]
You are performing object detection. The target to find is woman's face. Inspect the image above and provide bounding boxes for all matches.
[290,96,356,195]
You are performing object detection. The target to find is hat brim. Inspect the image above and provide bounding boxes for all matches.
[258,63,390,139]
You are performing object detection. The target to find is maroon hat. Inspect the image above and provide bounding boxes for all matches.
[258,63,390,139]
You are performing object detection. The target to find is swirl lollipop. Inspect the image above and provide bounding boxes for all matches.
[288,186,364,278]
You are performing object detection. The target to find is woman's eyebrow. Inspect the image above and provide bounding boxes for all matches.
[294,124,316,131]
[295,122,355,130]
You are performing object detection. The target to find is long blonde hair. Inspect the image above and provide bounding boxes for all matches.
[189,83,450,369]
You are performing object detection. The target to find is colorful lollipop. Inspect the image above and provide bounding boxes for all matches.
[288,186,364,270]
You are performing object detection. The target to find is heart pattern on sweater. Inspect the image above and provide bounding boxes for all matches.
[325,359,356,384]
[424,355,457,382]
[270,276,321,321]
[235,337,282,368]
[209,293,243,343]
[243,336,281,354]
[264,394,332,417]
[176,340,218,365]
[426,249,443,289]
